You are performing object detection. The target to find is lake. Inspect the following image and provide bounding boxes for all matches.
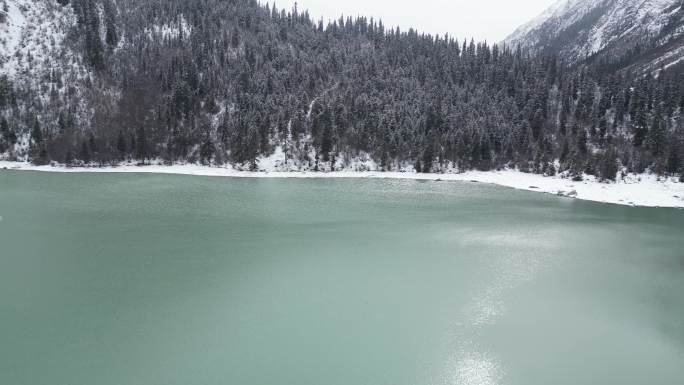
[1,171,683,385]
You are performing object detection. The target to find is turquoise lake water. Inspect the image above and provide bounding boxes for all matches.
[1,171,683,385]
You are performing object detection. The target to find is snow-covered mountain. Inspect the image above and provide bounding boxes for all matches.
[0,0,80,78]
[0,0,92,160]
[505,0,684,72]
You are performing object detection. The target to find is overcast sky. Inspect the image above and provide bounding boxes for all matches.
[275,0,557,43]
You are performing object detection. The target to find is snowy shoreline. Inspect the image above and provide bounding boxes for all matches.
[1,161,683,208]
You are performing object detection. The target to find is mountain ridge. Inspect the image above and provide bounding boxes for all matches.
[505,0,684,73]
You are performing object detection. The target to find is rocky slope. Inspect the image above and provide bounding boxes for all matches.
[505,0,684,73]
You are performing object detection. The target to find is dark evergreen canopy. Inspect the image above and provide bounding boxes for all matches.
[0,0,682,181]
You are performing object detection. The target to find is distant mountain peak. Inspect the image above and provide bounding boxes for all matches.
[505,0,684,72]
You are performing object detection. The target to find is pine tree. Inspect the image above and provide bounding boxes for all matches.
[65,148,74,166]
[33,146,49,166]
[631,89,648,147]
[666,145,680,176]
[599,149,618,181]
[31,118,42,145]
[58,111,67,133]
[200,136,215,165]
[0,116,8,136]
[135,127,148,163]
[88,133,98,162]
[647,108,666,158]
[80,140,91,164]
[0,116,7,152]
[117,130,127,160]
[103,0,118,48]
[231,26,240,48]
[83,0,104,69]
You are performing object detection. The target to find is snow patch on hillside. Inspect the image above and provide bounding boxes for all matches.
[0,0,80,81]
[0,0,27,73]
[145,15,192,40]
[1,161,682,208]
[656,44,684,71]
[0,0,94,162]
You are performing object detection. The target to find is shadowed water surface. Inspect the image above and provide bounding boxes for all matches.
[1,171,683,385]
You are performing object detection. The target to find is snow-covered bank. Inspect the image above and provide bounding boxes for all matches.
[1,161,683,208]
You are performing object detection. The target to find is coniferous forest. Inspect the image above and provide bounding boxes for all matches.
[0,0,683,181]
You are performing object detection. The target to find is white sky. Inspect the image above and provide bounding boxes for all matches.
[274,0,557,43]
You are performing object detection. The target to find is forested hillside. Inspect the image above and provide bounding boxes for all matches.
[0,0,683,181]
